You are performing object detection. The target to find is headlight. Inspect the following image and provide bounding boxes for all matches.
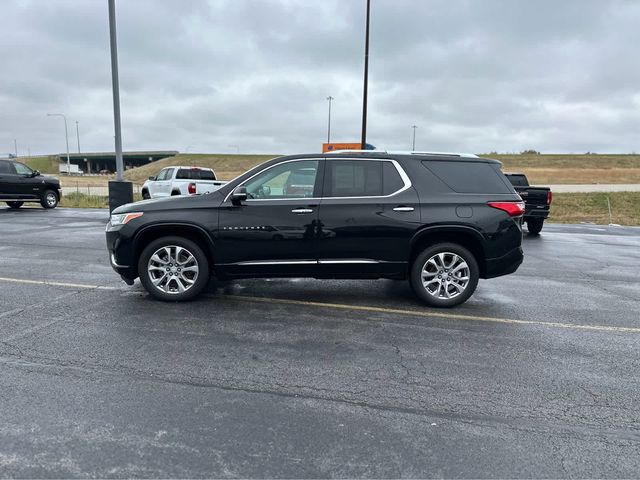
[110,212,144,226]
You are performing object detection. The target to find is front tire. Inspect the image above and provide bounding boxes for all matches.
[142,189,151,200]
[410,243,479,308]
[527,218,544,235]
[40,190,58,209]
[138,236,210,301]
[6,201,23,209]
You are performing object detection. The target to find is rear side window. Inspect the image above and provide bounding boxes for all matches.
[422,161,512,194]
[0,161,14,174]
[326,160,405,197]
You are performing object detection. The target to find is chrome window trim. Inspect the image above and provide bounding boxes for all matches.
[223,158,322,203]
[224,157,412,203]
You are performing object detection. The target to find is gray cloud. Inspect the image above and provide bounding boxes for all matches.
[2,0,640,156]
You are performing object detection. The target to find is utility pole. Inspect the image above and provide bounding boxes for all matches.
[47,113,70,174]
[13,139,18,158]
[360,0,371,149]
[411,125,418,151]
[326,96,334,143]
[75,121,81,153]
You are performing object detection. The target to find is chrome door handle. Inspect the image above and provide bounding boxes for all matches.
[291,208,314,214]
[393,206,414,212]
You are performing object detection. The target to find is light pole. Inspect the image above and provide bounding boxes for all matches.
[75,121,81,154]
[360,0,371,149]
[411,125,418,151]
[107,0,133,211]
[47,113,71,174]
[326,96,334,143]
[108,0,124,181]
[13,139,18,158]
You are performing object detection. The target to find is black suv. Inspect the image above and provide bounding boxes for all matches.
[106,152,524,307]
[0,159,61,209]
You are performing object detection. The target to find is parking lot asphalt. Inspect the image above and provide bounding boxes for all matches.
[1,206,639,478]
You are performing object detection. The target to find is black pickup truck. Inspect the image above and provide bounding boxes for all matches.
[0,159,61,209]
[504,173,551,234]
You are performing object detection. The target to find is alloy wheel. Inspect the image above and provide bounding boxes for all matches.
[147,245,199,294]
[421,252,470,299]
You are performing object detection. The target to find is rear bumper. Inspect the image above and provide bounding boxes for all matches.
[523,206,549,219]
[484,246,523,279]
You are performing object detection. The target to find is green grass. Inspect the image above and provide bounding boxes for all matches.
[549,192,640,225]
[59,192,143,209]
[23,156,58,174]
[480,153,640,170]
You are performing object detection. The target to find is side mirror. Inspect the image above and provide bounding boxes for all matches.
[231,185,247,205]
[148,175,156,181]
[32,170,41,177]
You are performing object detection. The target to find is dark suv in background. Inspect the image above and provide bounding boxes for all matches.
[0,159,61,209]
[106,151,524,307]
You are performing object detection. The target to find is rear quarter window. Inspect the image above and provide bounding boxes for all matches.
[422,161,513,194]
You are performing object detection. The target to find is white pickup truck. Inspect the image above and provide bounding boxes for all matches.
[141,166,227,199]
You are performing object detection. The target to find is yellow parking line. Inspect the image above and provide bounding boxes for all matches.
[0,276,637,334]
[0,276,120,291]
[229,295,640,334]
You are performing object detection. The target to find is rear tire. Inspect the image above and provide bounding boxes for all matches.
[171,190,181,196]
[6,201,23,209]
[527,218,544,235]
[410,243,479,308]
[138,236,210,302]
[40,190,58,209]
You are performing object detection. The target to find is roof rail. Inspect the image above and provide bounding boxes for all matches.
[325,149,479,158]
[324,149,380,154]
[389,150,479,158]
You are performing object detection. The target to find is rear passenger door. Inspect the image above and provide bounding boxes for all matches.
[317,158,421,276]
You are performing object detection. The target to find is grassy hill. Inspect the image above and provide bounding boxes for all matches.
[23,156,59,174]
[125,153,278,183]
[24,151,640,186]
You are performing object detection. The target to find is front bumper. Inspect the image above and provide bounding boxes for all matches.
[106,226,137,281]
[484,246,523,279]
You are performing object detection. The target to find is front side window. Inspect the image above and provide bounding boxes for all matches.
[156,168,174,181]
[244,160,319,200]
[14,162,33,176]
[326,160,405,197]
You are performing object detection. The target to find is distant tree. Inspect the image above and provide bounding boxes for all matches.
[521,149,540,155]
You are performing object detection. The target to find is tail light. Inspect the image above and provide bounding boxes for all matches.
[488,201,525,217]
[188,182,197,195]
[547,190,553,205]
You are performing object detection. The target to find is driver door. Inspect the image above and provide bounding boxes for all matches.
[216,159,324,277]
[6,162,40,199]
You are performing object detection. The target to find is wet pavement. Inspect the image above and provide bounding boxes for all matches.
[1,207,639,477]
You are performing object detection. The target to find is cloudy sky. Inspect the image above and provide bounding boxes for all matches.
[2,0,640,156]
